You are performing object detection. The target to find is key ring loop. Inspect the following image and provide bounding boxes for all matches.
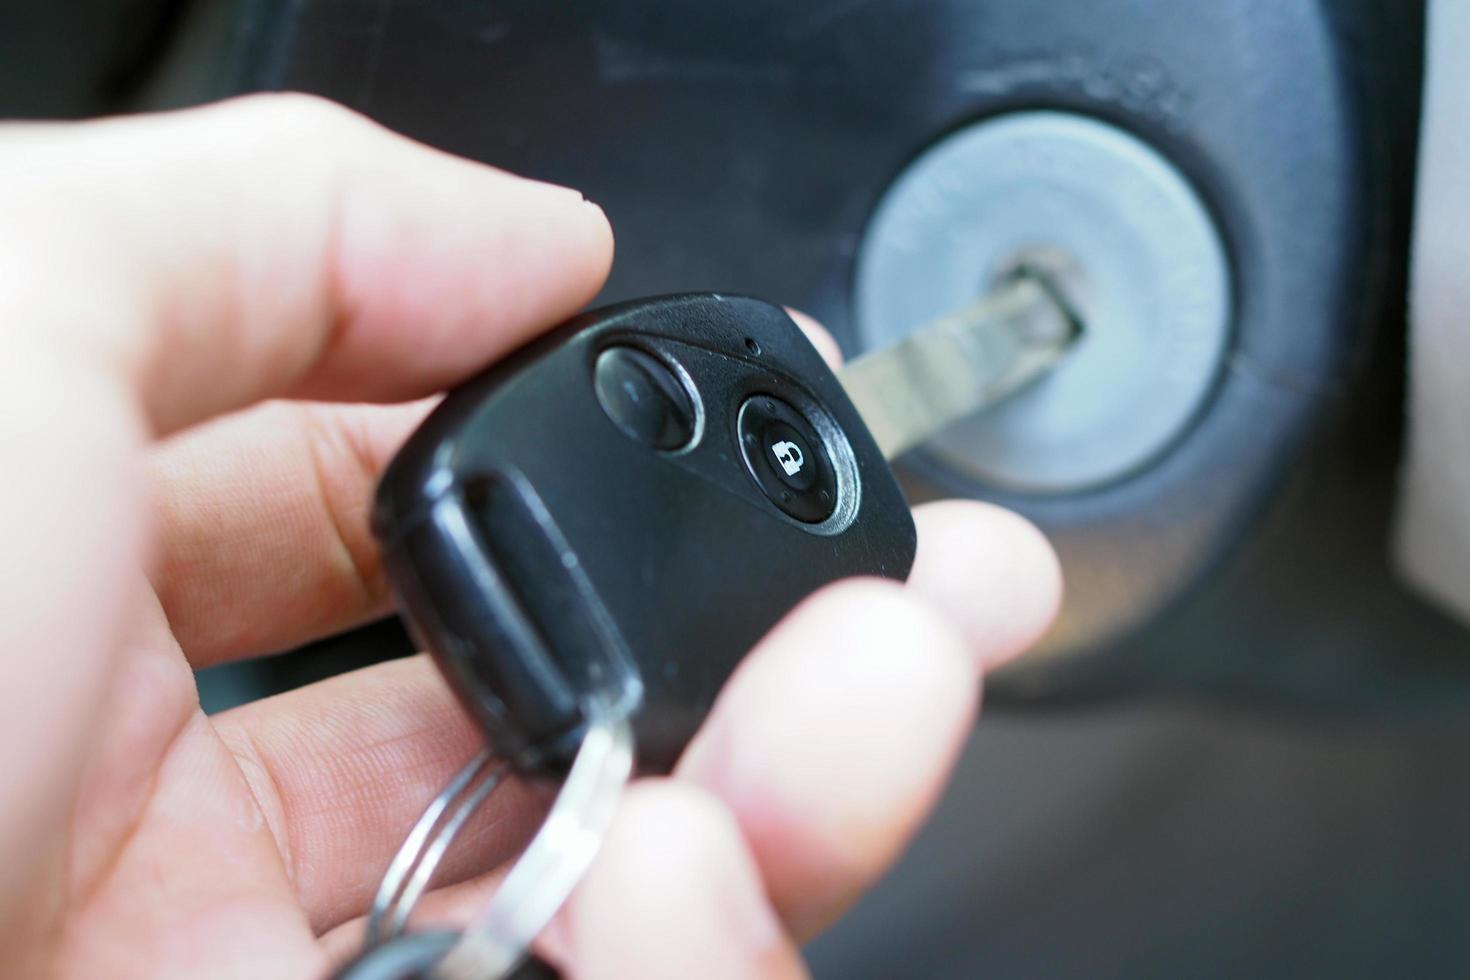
[434,701,634,979]
[364,699,634,978]
[366,750,511,947]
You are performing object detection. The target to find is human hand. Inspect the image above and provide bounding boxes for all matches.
[0,95,1060,978]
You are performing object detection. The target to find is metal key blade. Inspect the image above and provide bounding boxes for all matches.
[839,272,1081,461]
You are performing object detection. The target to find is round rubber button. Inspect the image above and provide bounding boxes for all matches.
[737,395,837,523]
[593,346,697,451]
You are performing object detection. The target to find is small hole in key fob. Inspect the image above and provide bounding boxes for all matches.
[373,294,917,775]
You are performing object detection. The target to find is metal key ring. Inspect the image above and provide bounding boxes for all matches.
[366,750,510,947]
[365,698,634,979]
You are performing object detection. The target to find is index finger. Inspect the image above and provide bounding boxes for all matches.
[0,94,610,882]
[0,93,614,436]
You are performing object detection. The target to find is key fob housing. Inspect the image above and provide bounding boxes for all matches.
[374,294,916,773]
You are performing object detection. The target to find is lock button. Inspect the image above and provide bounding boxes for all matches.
[737,395,838,523]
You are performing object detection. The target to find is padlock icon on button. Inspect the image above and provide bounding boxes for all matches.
[771,440,805,477]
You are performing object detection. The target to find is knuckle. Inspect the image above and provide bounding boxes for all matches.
[223,92,375,156]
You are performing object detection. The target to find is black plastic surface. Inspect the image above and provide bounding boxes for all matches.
[374,294,916,772]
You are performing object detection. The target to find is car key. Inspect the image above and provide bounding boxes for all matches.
[335,272,1079,980]
[373,271,1077,775]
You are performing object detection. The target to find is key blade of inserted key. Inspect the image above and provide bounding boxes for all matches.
[839,273,1082,461]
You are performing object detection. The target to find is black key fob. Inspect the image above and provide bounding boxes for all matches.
[373,294,916,773]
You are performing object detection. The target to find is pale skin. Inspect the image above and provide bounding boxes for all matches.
[0,95,1062,978]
